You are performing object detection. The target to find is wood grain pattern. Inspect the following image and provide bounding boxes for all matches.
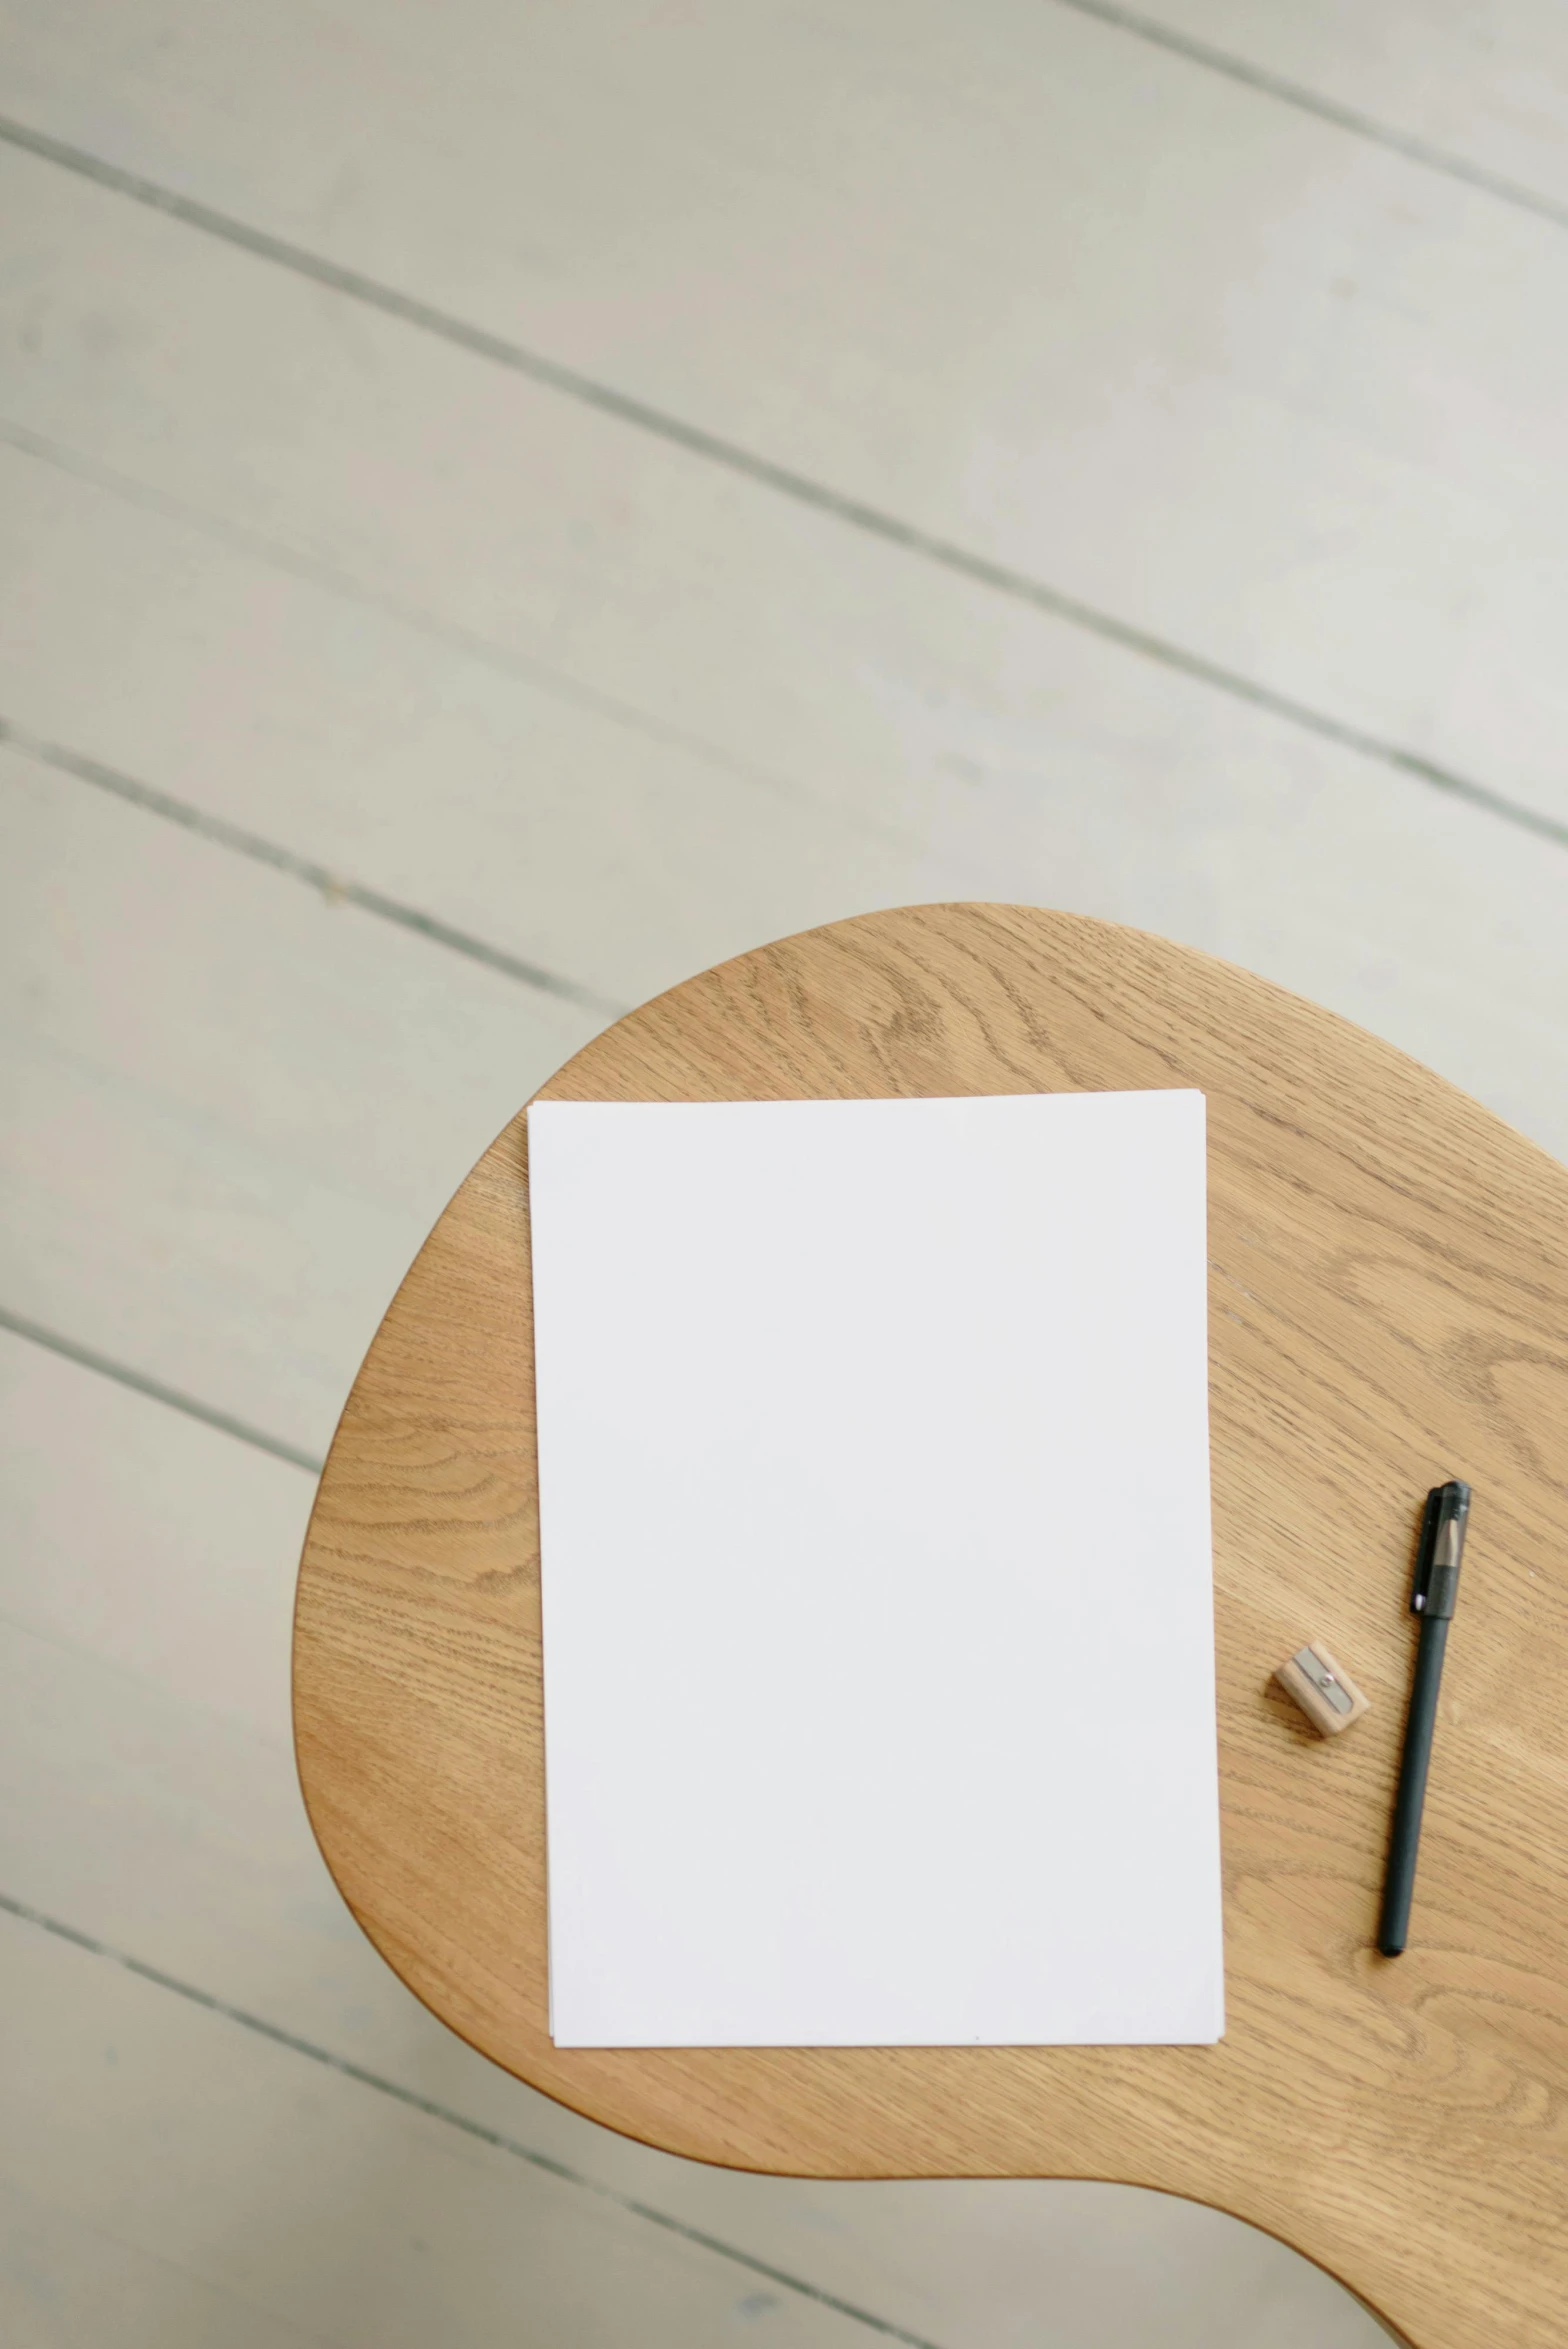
[294,904,1568,2349]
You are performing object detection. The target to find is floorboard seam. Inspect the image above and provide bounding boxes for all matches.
[1048,0,1568,235]
[0,714,625,1018]
[0,1306,324,1475]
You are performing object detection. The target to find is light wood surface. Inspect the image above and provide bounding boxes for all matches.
[295,901,1568,2349]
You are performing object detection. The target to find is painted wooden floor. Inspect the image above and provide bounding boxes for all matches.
[3,2,1566,2340]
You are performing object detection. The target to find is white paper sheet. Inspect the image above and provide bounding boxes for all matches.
[528,1090,1222,2048]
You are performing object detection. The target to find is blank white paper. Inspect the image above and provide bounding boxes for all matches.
[528,1091,1222,2048]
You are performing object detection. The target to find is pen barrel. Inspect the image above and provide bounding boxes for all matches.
[1378,1617,1449,1957]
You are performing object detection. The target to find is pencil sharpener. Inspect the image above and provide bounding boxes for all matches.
[1274,1643,1369,1737]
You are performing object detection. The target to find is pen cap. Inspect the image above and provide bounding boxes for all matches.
[1412,1481,1471,1621]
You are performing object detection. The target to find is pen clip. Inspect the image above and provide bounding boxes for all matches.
[1410,1487,1443,1615]
[1411,1480,1470,1619]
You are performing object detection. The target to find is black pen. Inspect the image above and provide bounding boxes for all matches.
[1378,1480,1471,1957]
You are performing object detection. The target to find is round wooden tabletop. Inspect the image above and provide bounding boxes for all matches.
[294,904,1568,2349]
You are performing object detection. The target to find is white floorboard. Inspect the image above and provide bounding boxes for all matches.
[3,2,1567,817]
[0,2178,331,2349]
[0,1333,310,1746]
[1134,0,1568,212]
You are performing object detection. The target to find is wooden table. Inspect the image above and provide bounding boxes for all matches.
[294,905,1568,2349]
